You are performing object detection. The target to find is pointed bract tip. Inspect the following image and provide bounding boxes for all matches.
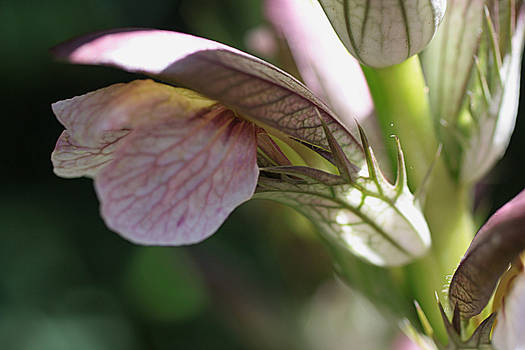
[392,135,407,191]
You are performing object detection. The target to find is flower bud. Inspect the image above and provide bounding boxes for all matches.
[421,1,525,183]
[318,0,446,67]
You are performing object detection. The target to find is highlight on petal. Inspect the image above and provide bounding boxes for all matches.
[318,0,446,67]
[492,265,525,350]
[449,189,525,318]
[95,106,258,245]
[266,0,373,122]
[51,28,364,166]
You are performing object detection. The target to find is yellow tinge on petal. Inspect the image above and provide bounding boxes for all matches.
[170,86,218,111]
[52,80,218,179]
[52,79,216,148]
[492,254,525,314]
[492,254,525,350]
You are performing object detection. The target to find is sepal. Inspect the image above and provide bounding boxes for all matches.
[260,165,346,186]
[318,109,359,181]
[435,300,496,350]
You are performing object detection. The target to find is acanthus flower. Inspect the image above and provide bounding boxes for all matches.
[52,79,258,245]
[51,28,430,266]
[445,189,525,350]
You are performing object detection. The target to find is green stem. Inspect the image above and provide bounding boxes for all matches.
[362,56,474,344]
[405,183,474,344]
[361,56,437,189]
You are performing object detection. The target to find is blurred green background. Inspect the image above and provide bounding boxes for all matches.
[2,0,525,349]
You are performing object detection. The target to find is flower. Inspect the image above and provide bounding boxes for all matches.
[52,80,259,245]
[448,189,525,349]
[51,28,430,266]
[51,29,362,245]
[449,189,525,318]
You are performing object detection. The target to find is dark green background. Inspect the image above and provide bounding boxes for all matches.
[2,0,524,349]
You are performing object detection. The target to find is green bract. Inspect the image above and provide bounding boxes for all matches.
[318,0,446,67]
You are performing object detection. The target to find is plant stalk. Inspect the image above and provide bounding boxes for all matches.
[361,56,475,344]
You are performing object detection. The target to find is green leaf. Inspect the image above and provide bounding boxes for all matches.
[434,299,496,349]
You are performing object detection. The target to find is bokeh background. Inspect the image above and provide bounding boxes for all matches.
[2,0,525,349]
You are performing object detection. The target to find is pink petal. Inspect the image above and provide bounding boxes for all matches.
[52,79,214,148]
[391,334,425,350]
[52,29,364,165]
[95,106,258,245]
[51,79,217,178]
[266,0,373,122]
[52,129,129,178]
